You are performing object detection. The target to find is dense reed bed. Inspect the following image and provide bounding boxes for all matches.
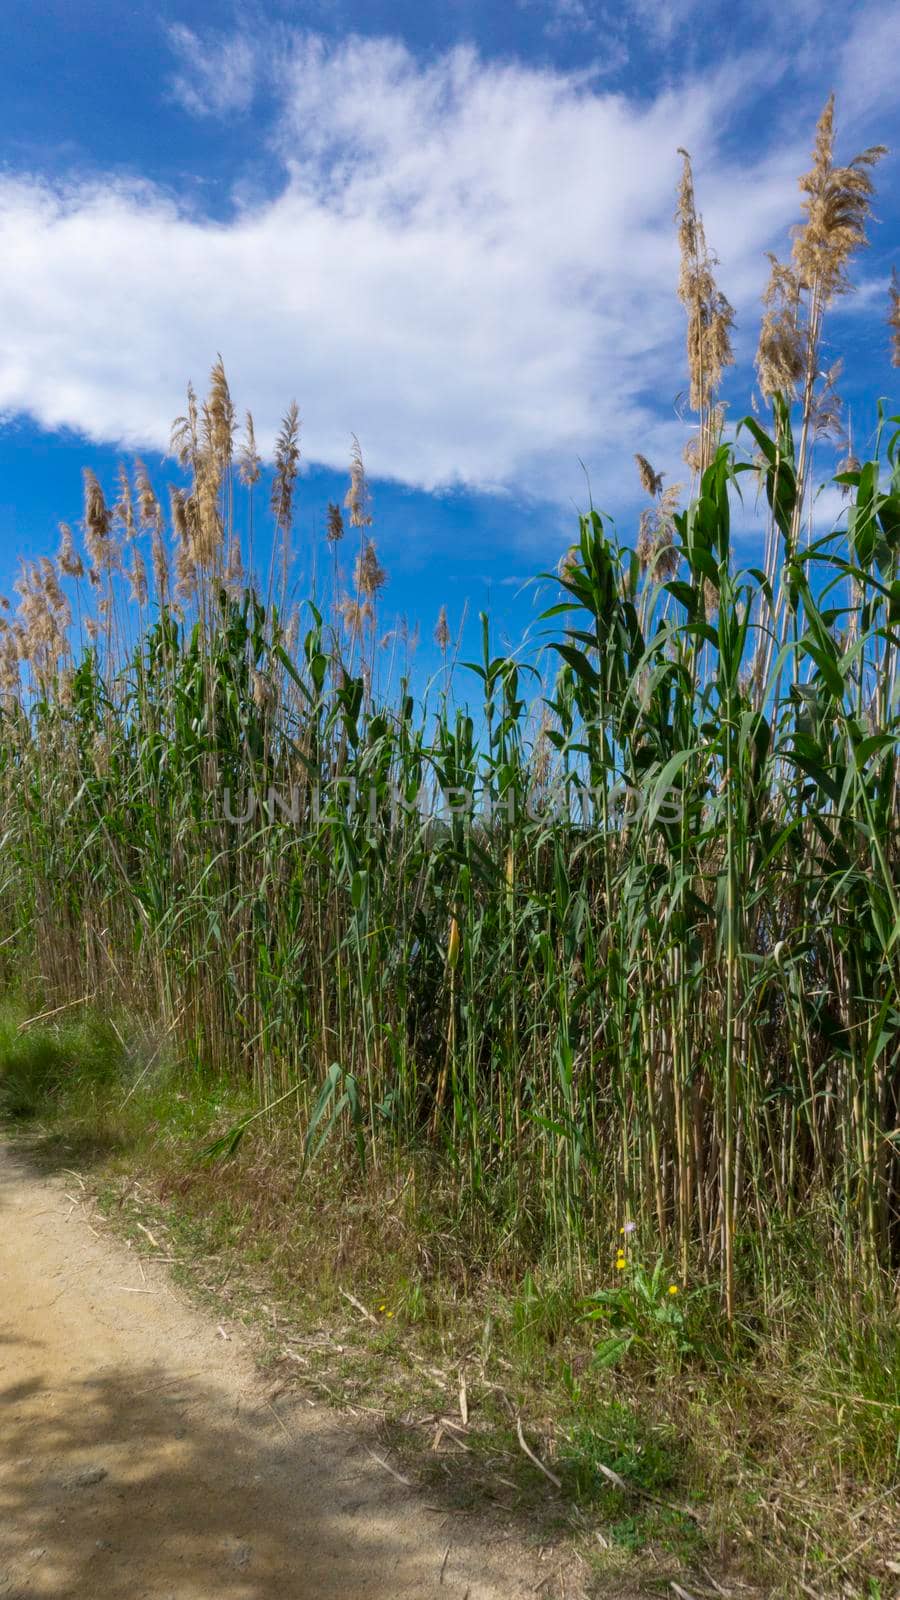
[0,99,897,1327]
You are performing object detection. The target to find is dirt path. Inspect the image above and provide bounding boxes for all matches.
[0,1142,552,1600]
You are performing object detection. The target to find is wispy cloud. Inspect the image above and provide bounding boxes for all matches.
[837,4,900,133]
[0,21,893,507]
[518,0,607,40]
[167,23,258,118]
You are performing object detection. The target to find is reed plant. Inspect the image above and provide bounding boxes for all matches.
[0,99,897,1324]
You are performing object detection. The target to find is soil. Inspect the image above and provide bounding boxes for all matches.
[0,1142,562,1599]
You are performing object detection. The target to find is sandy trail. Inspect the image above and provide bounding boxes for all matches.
[0,1142,543,1599]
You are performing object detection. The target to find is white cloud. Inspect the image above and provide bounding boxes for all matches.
[0,28,890,508]
[809,483,850,533]
[167,23,258,118]
[837,4,900,133]
[520,0,606,40]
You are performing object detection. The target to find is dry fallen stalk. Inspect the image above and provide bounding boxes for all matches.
[515,1418,561,1491]
[340,1288,379,1325]
[365,1448,412,1487]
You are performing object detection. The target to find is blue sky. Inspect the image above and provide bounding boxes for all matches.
[0,0,898,671]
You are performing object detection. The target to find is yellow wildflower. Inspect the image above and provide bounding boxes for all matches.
[668,1285,679,1295]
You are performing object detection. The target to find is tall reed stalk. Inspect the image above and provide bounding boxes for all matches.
[0,100,897,1310]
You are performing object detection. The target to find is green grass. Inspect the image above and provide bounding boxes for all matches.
[0,1006,126,1120]
[4,1005,897,1596]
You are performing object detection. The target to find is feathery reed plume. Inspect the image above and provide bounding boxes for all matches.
[250,668,274,712]
[809,359,844,441]
[636,517,654,570]
[170,488,197,601]
[151,523,169,604]
[238,412,261,487]
[171,382,199,469]
[557,544,580,581]
[635,454,664,497]
[434,604,451,652]
[205,355,236,466]
[890,267,900,367]
[194,458,224,571]
[758,99,885,594]
[284,608,300,655]
[345,436,372,528]
[57,666,75,709]
[170,485,188,545]
[756,254,805,400]
[173,396,225,577]
[39,557,70,629]
[115,464,136,540]
[0,625,21,697]
[9,618,28,661]
[326,502,345,543]
[14,562,68,680]
[636,484,682,579]
[354,538,387,600]
[339,595,372,637]
[759,100,884,403]
[635,454,681,579]
[82,469,120,573]
[792,96,885,306]
[225,537,244,597]
[57,523,84,580]
[836,445,861,477]
[133,459,161,530]
[272,403,301,535]
[675,149,734,471]
[128,545,148,607]
[174,540,197,602]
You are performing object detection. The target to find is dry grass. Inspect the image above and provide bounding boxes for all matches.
[8,1056,897,1598]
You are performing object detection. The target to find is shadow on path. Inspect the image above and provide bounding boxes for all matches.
[0,1355,476,1599]
[0,1139,517,1599]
